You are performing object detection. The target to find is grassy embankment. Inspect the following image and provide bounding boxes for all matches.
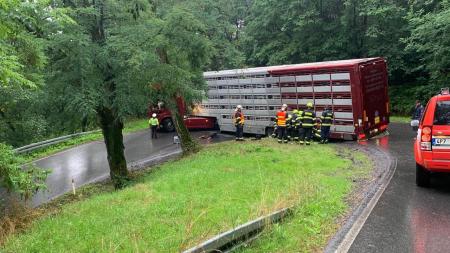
[22,118,149,162]
[2,139,371,253]
[390,115,410,123]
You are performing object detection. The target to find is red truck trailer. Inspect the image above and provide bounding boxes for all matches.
[198,57,389,140]
[152,58,390,140]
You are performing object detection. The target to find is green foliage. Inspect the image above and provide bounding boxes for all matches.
[0,143,49,200]
[0,0,46,88]
[2,140,368,252]
[0,0,49,146]
[406,1,450,87]
[243,0,408,73]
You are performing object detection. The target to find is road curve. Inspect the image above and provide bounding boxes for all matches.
[30,130,228,207]
[349,123,450,253]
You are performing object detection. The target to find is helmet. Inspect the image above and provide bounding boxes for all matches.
[152,113,157,117]
[293,109,298,114]
[306,102,313,108]
[237,105,242,109]
[282,104,288,108]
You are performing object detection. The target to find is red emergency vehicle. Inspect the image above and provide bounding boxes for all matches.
[414,88,450,187]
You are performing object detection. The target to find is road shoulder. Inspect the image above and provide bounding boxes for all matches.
[324,143,397,253]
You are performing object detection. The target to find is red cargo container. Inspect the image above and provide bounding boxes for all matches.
[198,57,390,140]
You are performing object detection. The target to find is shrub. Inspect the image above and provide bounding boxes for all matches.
[0,143,49,201]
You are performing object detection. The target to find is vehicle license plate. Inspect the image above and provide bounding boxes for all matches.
[432,138,450,146]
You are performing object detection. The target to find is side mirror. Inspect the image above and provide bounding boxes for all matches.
[411,120,419,132]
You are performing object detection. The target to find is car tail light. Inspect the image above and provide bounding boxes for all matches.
[420,126,432,151]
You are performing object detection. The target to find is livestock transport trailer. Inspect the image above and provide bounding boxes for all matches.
[194,57,390,140]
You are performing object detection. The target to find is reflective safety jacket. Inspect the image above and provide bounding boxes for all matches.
[291,113,299,127]
[321,110,334,127]
[276,110,288,126]
[149,117,159,126]
[234,110,245,126]
[286,114,293,128]
[301,109,316,128]
[295,110,303,126]
[313,127,321,139]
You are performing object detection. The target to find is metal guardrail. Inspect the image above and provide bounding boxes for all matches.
[183,207,293,253]
[14,130,101,154]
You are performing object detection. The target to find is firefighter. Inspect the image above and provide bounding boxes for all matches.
[296,108,304,143]
[234,105,245,141]
[286,113,293,141]
[313,118,322,142]
[148,113,159,139]
[271,117,278,138]
[320,105,334,144]
[276,104,288,143]
[300,102,316,145]
[291,109,300,142]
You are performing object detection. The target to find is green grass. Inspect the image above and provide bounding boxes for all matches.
[22,118,148,162]
[390,115,410,123]
[3,140,371,253]
[236,147,371,253]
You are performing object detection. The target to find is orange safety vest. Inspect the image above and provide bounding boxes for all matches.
[276,110,287,126]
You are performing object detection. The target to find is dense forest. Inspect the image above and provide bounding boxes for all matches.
[1,0,449,189]
[1,0,449,147]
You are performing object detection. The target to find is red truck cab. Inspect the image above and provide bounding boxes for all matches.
[148,100,217,132]
[414,88,450,187]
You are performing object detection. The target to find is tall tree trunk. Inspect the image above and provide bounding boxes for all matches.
[98,107,129,188]
[156,47,200,155]
[171,103,200,155]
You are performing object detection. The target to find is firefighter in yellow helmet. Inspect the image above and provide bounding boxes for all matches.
[300,102,316,145]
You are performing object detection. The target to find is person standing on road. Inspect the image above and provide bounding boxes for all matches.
[276,104,288,143]
[412,100,424,120]
[320,106,334,144]
[149,113,159,139]
[300,102,316,145]
[234,105,245,141]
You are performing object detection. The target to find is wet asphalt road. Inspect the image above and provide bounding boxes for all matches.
[349,123,450,253]
[30,130,227,207]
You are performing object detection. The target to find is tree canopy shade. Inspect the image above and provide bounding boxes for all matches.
[44,0,213,188]
[0,0,46,88]
[0,1,49,198]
